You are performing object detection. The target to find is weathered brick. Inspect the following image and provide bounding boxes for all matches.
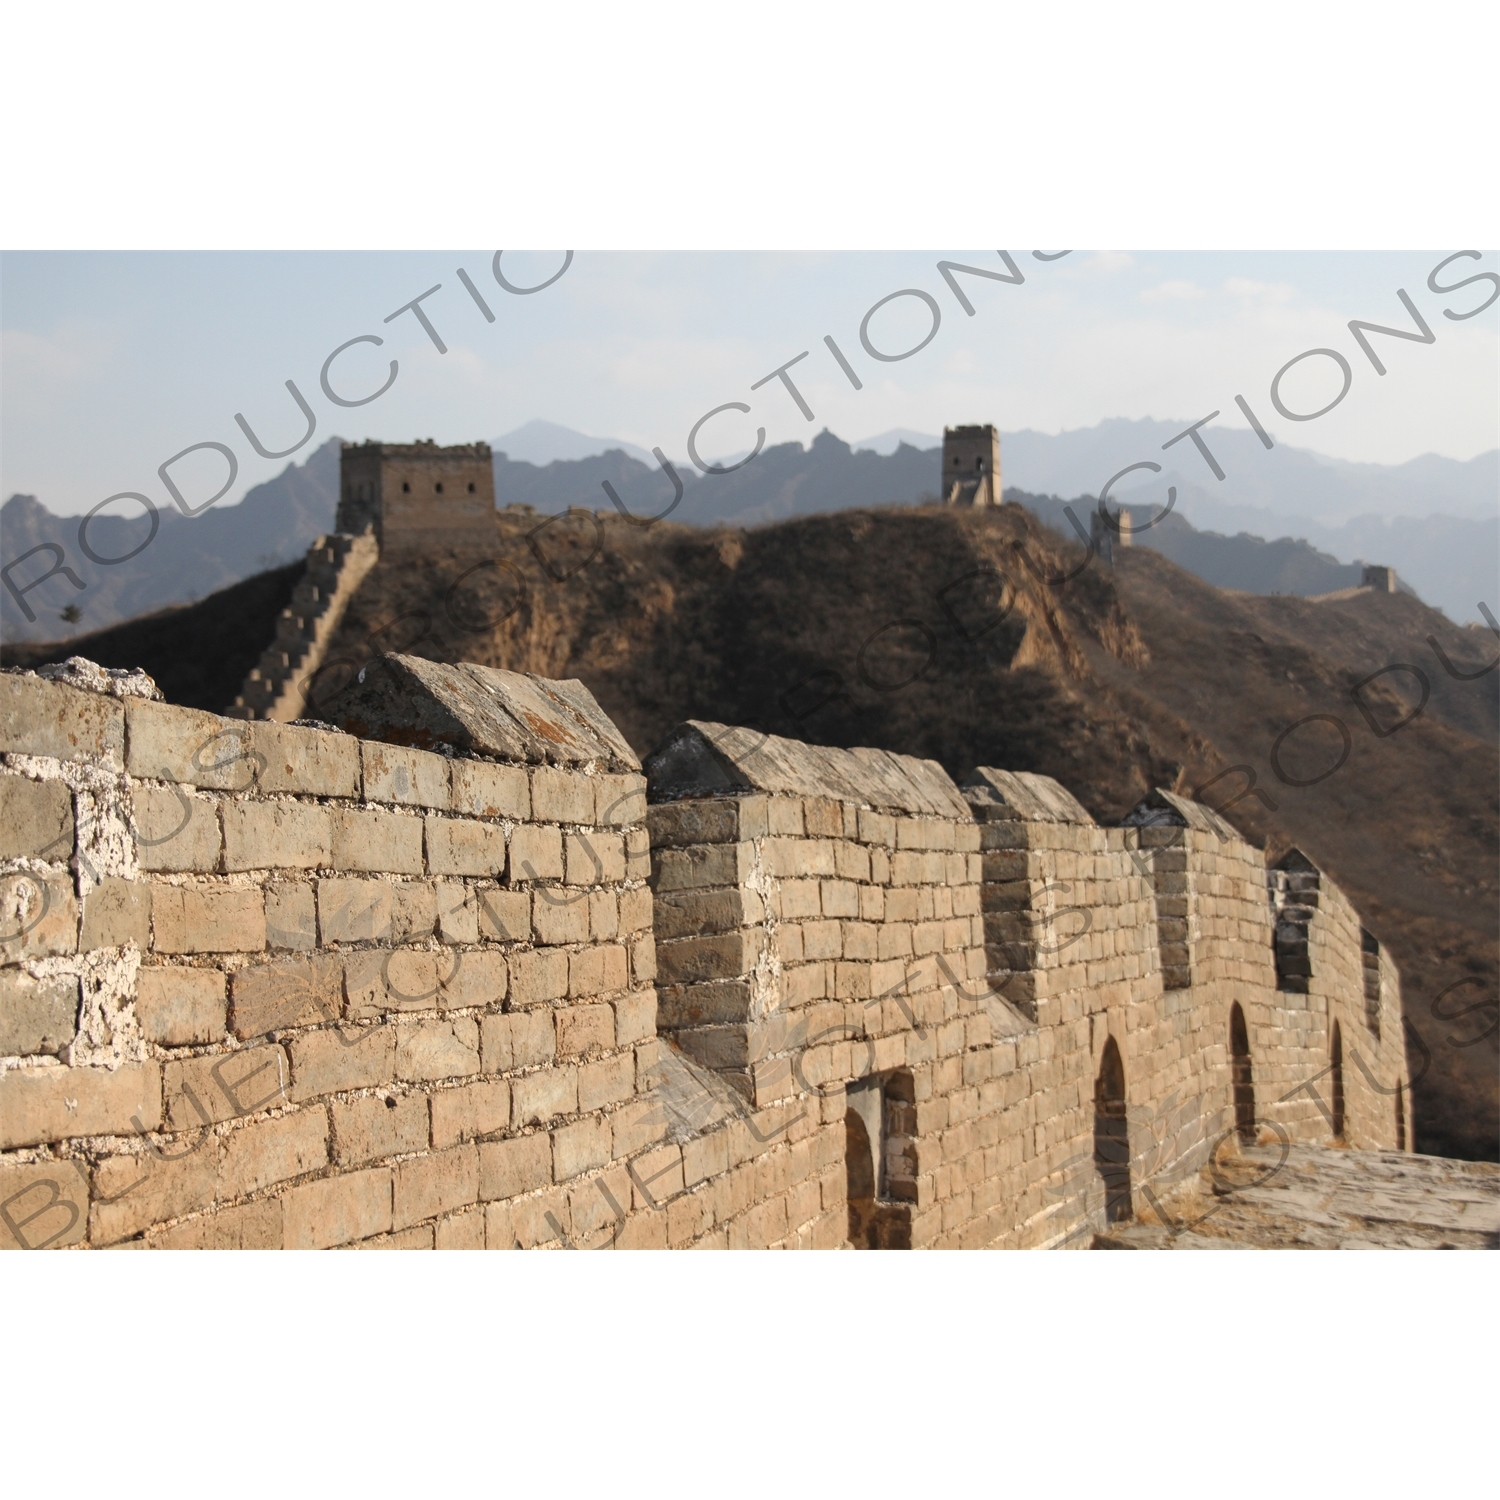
[618,885,653,935]
[657,931,762,984]
[565,831,625,886]
[533,885,590,945]
[480,1010,554,1072]
[152,887,264,954]
[282,1166,392,1248]
[508,947,569,1007]
[435,883,478,944]
[551,1113,612,1180]
[570,1166,631,1238]
[127,700,256,788]
[229,952,343,1038]
[361,742,450,809]
[134,786,221,872]
[396,1017,480,1082]
[289,1023,395,1101]
[0,969,79,1056]
[555,1003,614,1060]
[91,1142,218,1245]
[609,1099,667,1161]
[392,881,437,942]
[264,881,316,950]
[393,1144,479,1229]
[164,1044,288,1127]
[330,804,425,874]
[317,877,394,945]
[512,1065,577,1128]
[612,990,656,1046]
[77,876,150,951]
[147,1197,283,1249]
[426,815,507,877]
[439,947,507,1010]
[0,773,73,861]
[0,1160,89,1249]
[651,842,756,892]
[136,966,224,1046]
[505,1185,573,1248]
[567,944,626,1000]
[217,1107,329,1199]
[579,1052,635,1112]
[531,766,594,824]
[477,886,529,941]
[652,887,758,940]
[646,795,767,847]
[344,948,439,1019]
[221,800,332,871]
[430,1078,512,1148]
[333,1091,428,1164]
[0,872,78,961]
[589,889,619,941]
[0,1061,160,1148]
[478,1132,552,1200]
[450,760,529,821]
[595,773,647,828]
[434,1208,485,1249]
[507,824,563,883]
[682,1129,730,1189]
[248,720,360,798]
[1,673,123,766]
[627,1144,685,1210]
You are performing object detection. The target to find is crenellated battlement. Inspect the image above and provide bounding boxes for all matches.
[0,657,1413,1250]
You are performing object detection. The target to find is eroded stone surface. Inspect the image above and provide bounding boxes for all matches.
[325,653,638,770]
[1095,1145,1500,1249]
[645,720,970,818]
[963,766,1095,825]
[27,657,162,701]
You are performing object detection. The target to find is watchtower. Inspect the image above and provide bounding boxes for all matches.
[942,424,1002,508]
[338,439,497,554]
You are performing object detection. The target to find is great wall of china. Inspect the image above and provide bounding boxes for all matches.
[0,648,1417,1250]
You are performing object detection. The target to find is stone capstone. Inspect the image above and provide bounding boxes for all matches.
[323,653,639,770]
[644,720,970,818]
[1122,787,1237,840]
[962,766,1095,825]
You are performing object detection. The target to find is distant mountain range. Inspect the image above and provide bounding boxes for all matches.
[5,421,1494,641]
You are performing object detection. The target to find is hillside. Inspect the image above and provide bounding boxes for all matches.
[0,561,304,710]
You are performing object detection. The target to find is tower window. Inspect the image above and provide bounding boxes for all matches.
[435,482,444,494]
[468,482,476,493]
[402,481,410,493]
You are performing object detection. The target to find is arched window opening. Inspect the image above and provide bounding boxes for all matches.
[1093,1037,1132,1223]
[1330,1021,1346,1141]
[844,1108,877,1247]
[1230,1002,1255,1143]
[844,1072,914,1248]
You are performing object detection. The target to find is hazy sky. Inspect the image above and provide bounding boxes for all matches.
[3,248,1496,518]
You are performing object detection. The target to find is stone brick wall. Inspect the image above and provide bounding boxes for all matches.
[0,656,1411,1250]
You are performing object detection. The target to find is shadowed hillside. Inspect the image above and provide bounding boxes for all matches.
[0,562,303,710]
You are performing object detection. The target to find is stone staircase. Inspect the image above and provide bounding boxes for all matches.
[226,531,378,721]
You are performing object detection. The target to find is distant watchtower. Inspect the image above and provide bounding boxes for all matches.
[338,439,496,554]
[942,425,1002,507]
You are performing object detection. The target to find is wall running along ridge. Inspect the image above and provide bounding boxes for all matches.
[0,656,1411,1250]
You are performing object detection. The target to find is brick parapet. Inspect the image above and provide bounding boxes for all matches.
[0,673,1410,1251]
